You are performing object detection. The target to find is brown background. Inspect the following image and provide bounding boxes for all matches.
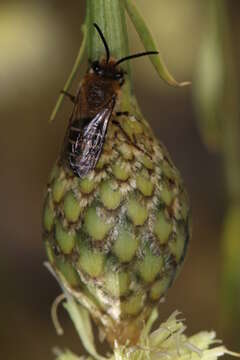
[0,1,239,359]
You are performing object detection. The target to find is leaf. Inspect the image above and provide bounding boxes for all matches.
[49,20,88,123]
[54,348,81,360]
[124,0,190,87]
[63,299,107,360]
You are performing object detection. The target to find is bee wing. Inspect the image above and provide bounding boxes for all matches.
[73,96,115,178]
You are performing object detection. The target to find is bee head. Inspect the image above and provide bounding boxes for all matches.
[92,23,158,86]
[91,59,125,85]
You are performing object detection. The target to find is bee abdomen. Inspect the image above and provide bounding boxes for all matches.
[67,119,86,172]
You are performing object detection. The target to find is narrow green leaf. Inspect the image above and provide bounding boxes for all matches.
[140,307,158,340]
[193,0,225,152]
[54,349,81,360]
[49,20,88,123]
[64,299,107,360]
[124,0,190,87]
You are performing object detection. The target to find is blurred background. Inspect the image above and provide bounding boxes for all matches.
[1,0,240,359]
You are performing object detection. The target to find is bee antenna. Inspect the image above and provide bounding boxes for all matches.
[93,23,110,63]
[114,51,159,67]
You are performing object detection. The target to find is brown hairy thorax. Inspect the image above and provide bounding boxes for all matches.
[76,58,124,119]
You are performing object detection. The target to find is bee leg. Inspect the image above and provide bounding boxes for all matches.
[116,111,129,116]
[61,90,76,103]
[112,119,152,160]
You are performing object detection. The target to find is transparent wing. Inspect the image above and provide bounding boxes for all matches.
[69,97,115,178]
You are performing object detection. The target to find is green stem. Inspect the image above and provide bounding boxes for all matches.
[86,0,129,65]
[213,0,240,346]
[86,0,133,103]
[217,0,240,203]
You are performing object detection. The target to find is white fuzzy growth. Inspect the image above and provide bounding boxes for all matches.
[119,182,132,195]
[129,178,136,189]
[54,304,240,360]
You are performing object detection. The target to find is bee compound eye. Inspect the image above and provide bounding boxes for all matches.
[92,61,101,74]
[114,72,123,80]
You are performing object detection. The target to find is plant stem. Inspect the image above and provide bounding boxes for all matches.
[218,0,240,345]
[86,0,133,108]
[216,0,240,203]
[86,0,129,65]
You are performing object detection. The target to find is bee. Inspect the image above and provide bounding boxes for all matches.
[63,23,158,178]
